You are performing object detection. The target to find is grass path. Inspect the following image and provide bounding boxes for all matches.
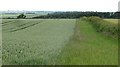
[57,19,118,65]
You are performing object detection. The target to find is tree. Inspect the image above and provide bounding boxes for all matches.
[17,14,26,19]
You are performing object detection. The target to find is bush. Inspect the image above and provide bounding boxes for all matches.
[17,14,26,19]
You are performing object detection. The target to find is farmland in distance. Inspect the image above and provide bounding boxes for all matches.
[104,19,118,24]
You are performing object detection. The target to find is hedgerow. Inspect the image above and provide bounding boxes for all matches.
[81,16,118,38]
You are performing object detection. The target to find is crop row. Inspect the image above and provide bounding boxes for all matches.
[2,19,44,32]
[9,21,42,32]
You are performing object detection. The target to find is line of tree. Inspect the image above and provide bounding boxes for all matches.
[32,12,120,19]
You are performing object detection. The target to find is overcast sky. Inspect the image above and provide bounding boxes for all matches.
[0,0,119,12]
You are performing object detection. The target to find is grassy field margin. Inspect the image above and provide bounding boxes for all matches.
[57,19,118,65]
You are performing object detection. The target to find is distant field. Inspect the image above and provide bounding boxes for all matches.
[2,19,118,65]
[104,19,118,24]
[1,13,48,18]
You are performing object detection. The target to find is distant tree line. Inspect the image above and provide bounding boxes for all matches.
[32,12,120,19]
[2,11,119,19]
